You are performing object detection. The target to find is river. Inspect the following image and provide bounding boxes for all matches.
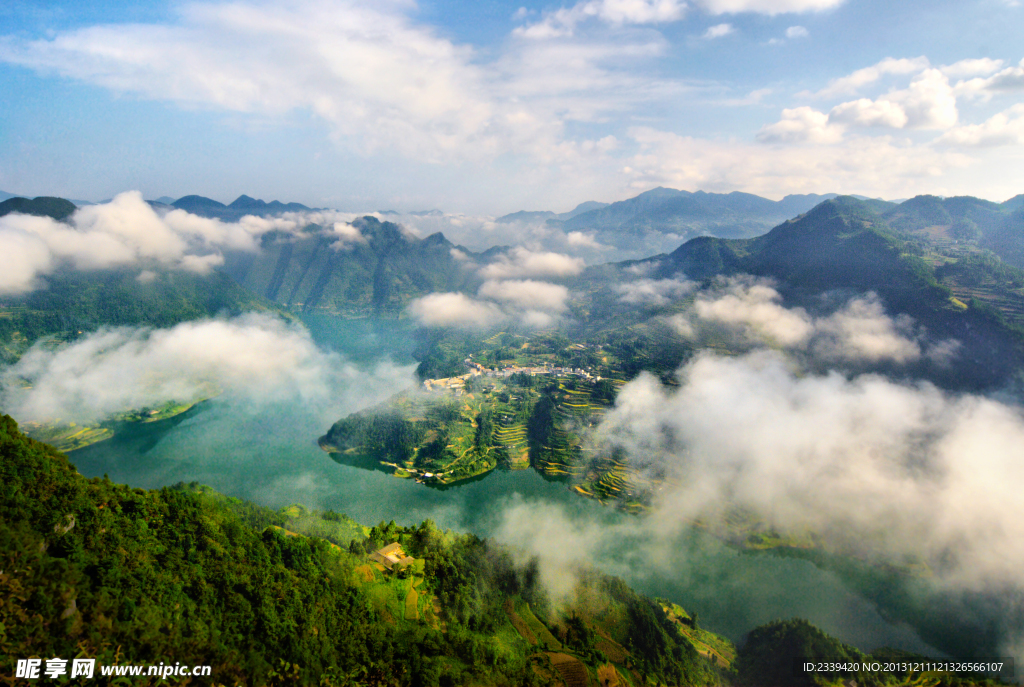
[66,314,941,654]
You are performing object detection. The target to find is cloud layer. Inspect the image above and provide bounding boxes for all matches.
[666,277,955,365]
[0,191,363,295]
[1,313,415,424]
[595,350,1024,592]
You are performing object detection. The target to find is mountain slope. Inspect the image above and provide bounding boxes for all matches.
[225,216,480,315]
[0,196,77,221]
[0,267,287,363]
[0,414,722,686]
[572,195,1024,389]
[533,188,842,258]
[171,194,313,220]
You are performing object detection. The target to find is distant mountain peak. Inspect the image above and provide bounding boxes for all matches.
[172,195,227,211]
[229,194,268,209]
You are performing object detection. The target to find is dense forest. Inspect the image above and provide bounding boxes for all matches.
[0,414,725,686]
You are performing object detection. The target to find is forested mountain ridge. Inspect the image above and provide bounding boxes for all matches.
[571,195,1024,389]
[0,414,728,686]
[224,216,481,315]
[0,196,77,221]
[169,194,315,219]
[0,267,287,364]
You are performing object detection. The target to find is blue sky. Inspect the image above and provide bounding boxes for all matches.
[1,0,1022,213]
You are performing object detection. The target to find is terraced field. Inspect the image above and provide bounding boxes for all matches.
[548,653,591,687]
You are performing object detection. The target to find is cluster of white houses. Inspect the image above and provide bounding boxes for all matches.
[421,360,599,394]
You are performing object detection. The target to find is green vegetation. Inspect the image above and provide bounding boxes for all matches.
[0,195,77,221]
[21,400,203,452]
[0,414,729,686]
[0,267,288,364]
[226,217,481,315]
[734,618,1008,687]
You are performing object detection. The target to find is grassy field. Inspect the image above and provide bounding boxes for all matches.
[405,578,420,620]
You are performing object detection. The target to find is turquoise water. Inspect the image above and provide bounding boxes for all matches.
[65,316,941,653]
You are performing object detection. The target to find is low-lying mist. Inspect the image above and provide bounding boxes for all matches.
[0,313,416,425]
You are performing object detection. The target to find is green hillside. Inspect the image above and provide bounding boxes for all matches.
[0,196,77,221]
[225,216,480,316]
[0,414,727,686]
[3,415,1007,686]
[0,266,287,364]
[619,196,1024,389]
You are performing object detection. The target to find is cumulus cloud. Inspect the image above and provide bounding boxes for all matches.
[478,279,570,312]
[938,104,1024,147]
[782,69,958,134]
[0,191,313,294]
[941,57,1004,80]
[406,293,506,329]
[756,106,843,143]
[812,56,931,99]
[0,313,416,424]
[478,246,585,279]
[785,25,809,38]
[671,277,953,365]
[811,296,923,364]
[409,278,572,331]
[703,23,735,39]
[829,98,909,128]
[593,350,1024,590]
[615,277,696,305]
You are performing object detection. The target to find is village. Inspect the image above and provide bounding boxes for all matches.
[421,356,601,395]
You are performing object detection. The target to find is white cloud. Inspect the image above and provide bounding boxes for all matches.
[756,106,843,143]
[955,59,1024,98]
[407,292,506,329]
[328,221,366,248]
[1,313,415,424]
[673,278,951,365]
[813,56,931,99]
[615,277,696,305]
[478,279,570,312]
[811,296,922,364]
[0,1,510,162]
[940,57,1004,79]
[695,0,844,13]
[890,68,958,129]
[564,231,607,249]
[628,125,966,199]
[938,104,1024,147]
[809,69,958,132]
[514,0,687,39]
[0,228,53,295]
[703,23,735,39]
[478,246,585,279]
[785,25,809,38]
[692,278,815,346]
[829,97,909,128]
[0,191,317,293]
[594,350,1024,590]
